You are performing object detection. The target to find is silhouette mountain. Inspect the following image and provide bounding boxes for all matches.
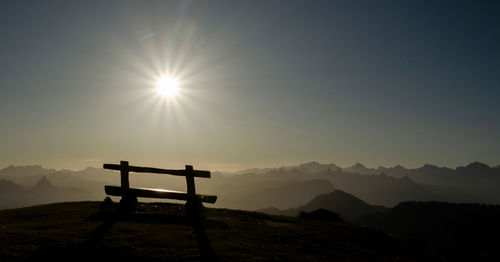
[456,161,494,176]
[0,177,94,209]
[203,163,480,209]
[0,165,55,179]
[27,176,94,205]
[1,161,497,212]
[318,161,500,204]
[295,190,388,220]
[216,161,342,176]
[218,179,334,210]
[31,176,55,191]
[377,164,407,174]
[0,178,25,194]
[260,190,388,221]
[0,179,26,209]
[343,163,377,175]
[296,161,341,173]
[322,171,475,207]
[408,162,500,204]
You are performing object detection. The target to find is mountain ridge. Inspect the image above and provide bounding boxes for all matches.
[1,161,498,211]
[259,189,388,221]
[0,177,95,209]
[3,161,497,177]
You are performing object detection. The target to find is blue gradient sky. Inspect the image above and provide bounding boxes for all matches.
[1,0,499,170]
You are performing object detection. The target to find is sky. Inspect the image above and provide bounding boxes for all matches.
[0,0,499,171]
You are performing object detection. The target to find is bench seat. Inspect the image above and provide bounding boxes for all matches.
[105,185,217,204]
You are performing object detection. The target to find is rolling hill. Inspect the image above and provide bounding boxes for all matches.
[259,190,388,221]
[0,201,433,261]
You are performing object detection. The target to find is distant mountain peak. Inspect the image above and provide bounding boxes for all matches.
[31,176,56,190]
[465,162,490,169]
[295,189,388,220]
[423,164,437,168]
[351,163,366,168]
[342,163,376,175]
[0,178,25,195]
[392,165,407,170]
[0,165,56,177]
[297,162,340,173]
[299,161,320,167]
[0,178,19,186]
[82,167,100,171]
[3,164,44,170]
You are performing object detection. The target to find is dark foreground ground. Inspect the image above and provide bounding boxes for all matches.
[0,201,434,262]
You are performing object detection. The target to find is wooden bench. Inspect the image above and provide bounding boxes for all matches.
[103,161,217,213]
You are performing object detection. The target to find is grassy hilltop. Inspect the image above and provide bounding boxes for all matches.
[0,201,432,261]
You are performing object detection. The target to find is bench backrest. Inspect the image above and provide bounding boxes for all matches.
[103,161,211,203]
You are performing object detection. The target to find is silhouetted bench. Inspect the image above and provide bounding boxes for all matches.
[103,161,217,213]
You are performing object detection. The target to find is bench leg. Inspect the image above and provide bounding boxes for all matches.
[185,200,216,261]
[119,192,137,214]
[185,199,204,217]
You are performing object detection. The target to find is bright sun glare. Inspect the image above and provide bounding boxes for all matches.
[156,75,179,98]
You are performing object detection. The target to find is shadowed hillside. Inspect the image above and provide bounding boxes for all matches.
[356,201,500,261]
[0,201,433,261]
[260,190,388,221]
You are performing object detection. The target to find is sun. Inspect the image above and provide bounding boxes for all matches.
[156,75,179,98]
